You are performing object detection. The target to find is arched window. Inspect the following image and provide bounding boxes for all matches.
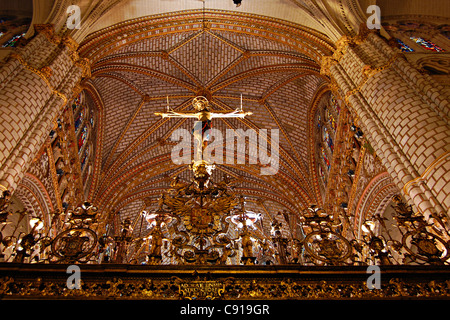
[326,109,337,132]
[323,126,333,153]
[74,106,84,132]
[2,32,25,47]
[72,94,82,111]
[81,145,90,172]
[410,36,445,52]
[321,146,330,171]
[396,38,414,52]
[330,94,340,115]
[70,90,97,194]
[316,92,341,186]
[78,125,88,151]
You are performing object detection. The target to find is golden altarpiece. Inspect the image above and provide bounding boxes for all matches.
[0,1,449,301]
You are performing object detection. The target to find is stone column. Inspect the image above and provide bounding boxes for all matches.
[0,25,87,194]
[323,31,450,220]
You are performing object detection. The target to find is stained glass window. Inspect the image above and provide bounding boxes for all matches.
[317,115,321,129]
[396,39,414,52]
[2,32,25,47]
[72,95,82,111]
[323,127,334,153]
[74,108,84,132]
[326,109,337,131]
[410,36,445,52]
[78,125,88,151]
[81,145,89,171]
[321,147,330,171]
[330,94,340,115]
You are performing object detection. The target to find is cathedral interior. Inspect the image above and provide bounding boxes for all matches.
[0,0,449,302]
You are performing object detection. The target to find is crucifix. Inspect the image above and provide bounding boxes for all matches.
[155,96,252,162]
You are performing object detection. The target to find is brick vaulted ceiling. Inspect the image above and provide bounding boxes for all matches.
[78,10,334,231]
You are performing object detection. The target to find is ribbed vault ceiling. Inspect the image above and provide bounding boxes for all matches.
[78,9,334,237]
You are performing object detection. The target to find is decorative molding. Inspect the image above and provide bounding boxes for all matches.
[320,25,380,78]
[33,24,60,44]
[79,10,334,64]
[0,264,449,300]
[353,171,398,234]
[403,150,450,196]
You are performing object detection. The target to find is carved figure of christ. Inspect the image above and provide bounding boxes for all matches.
[155,96,252,161]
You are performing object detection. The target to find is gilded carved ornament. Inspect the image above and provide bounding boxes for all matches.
[8,25,90,106]
[33,24,60,44]
[9,52,68,105]
[1,272,449,299]
[320,35,354,76]
[320,25,376,77]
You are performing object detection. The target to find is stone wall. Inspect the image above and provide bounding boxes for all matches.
[325,31,449,221]
[0,25,85,196]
